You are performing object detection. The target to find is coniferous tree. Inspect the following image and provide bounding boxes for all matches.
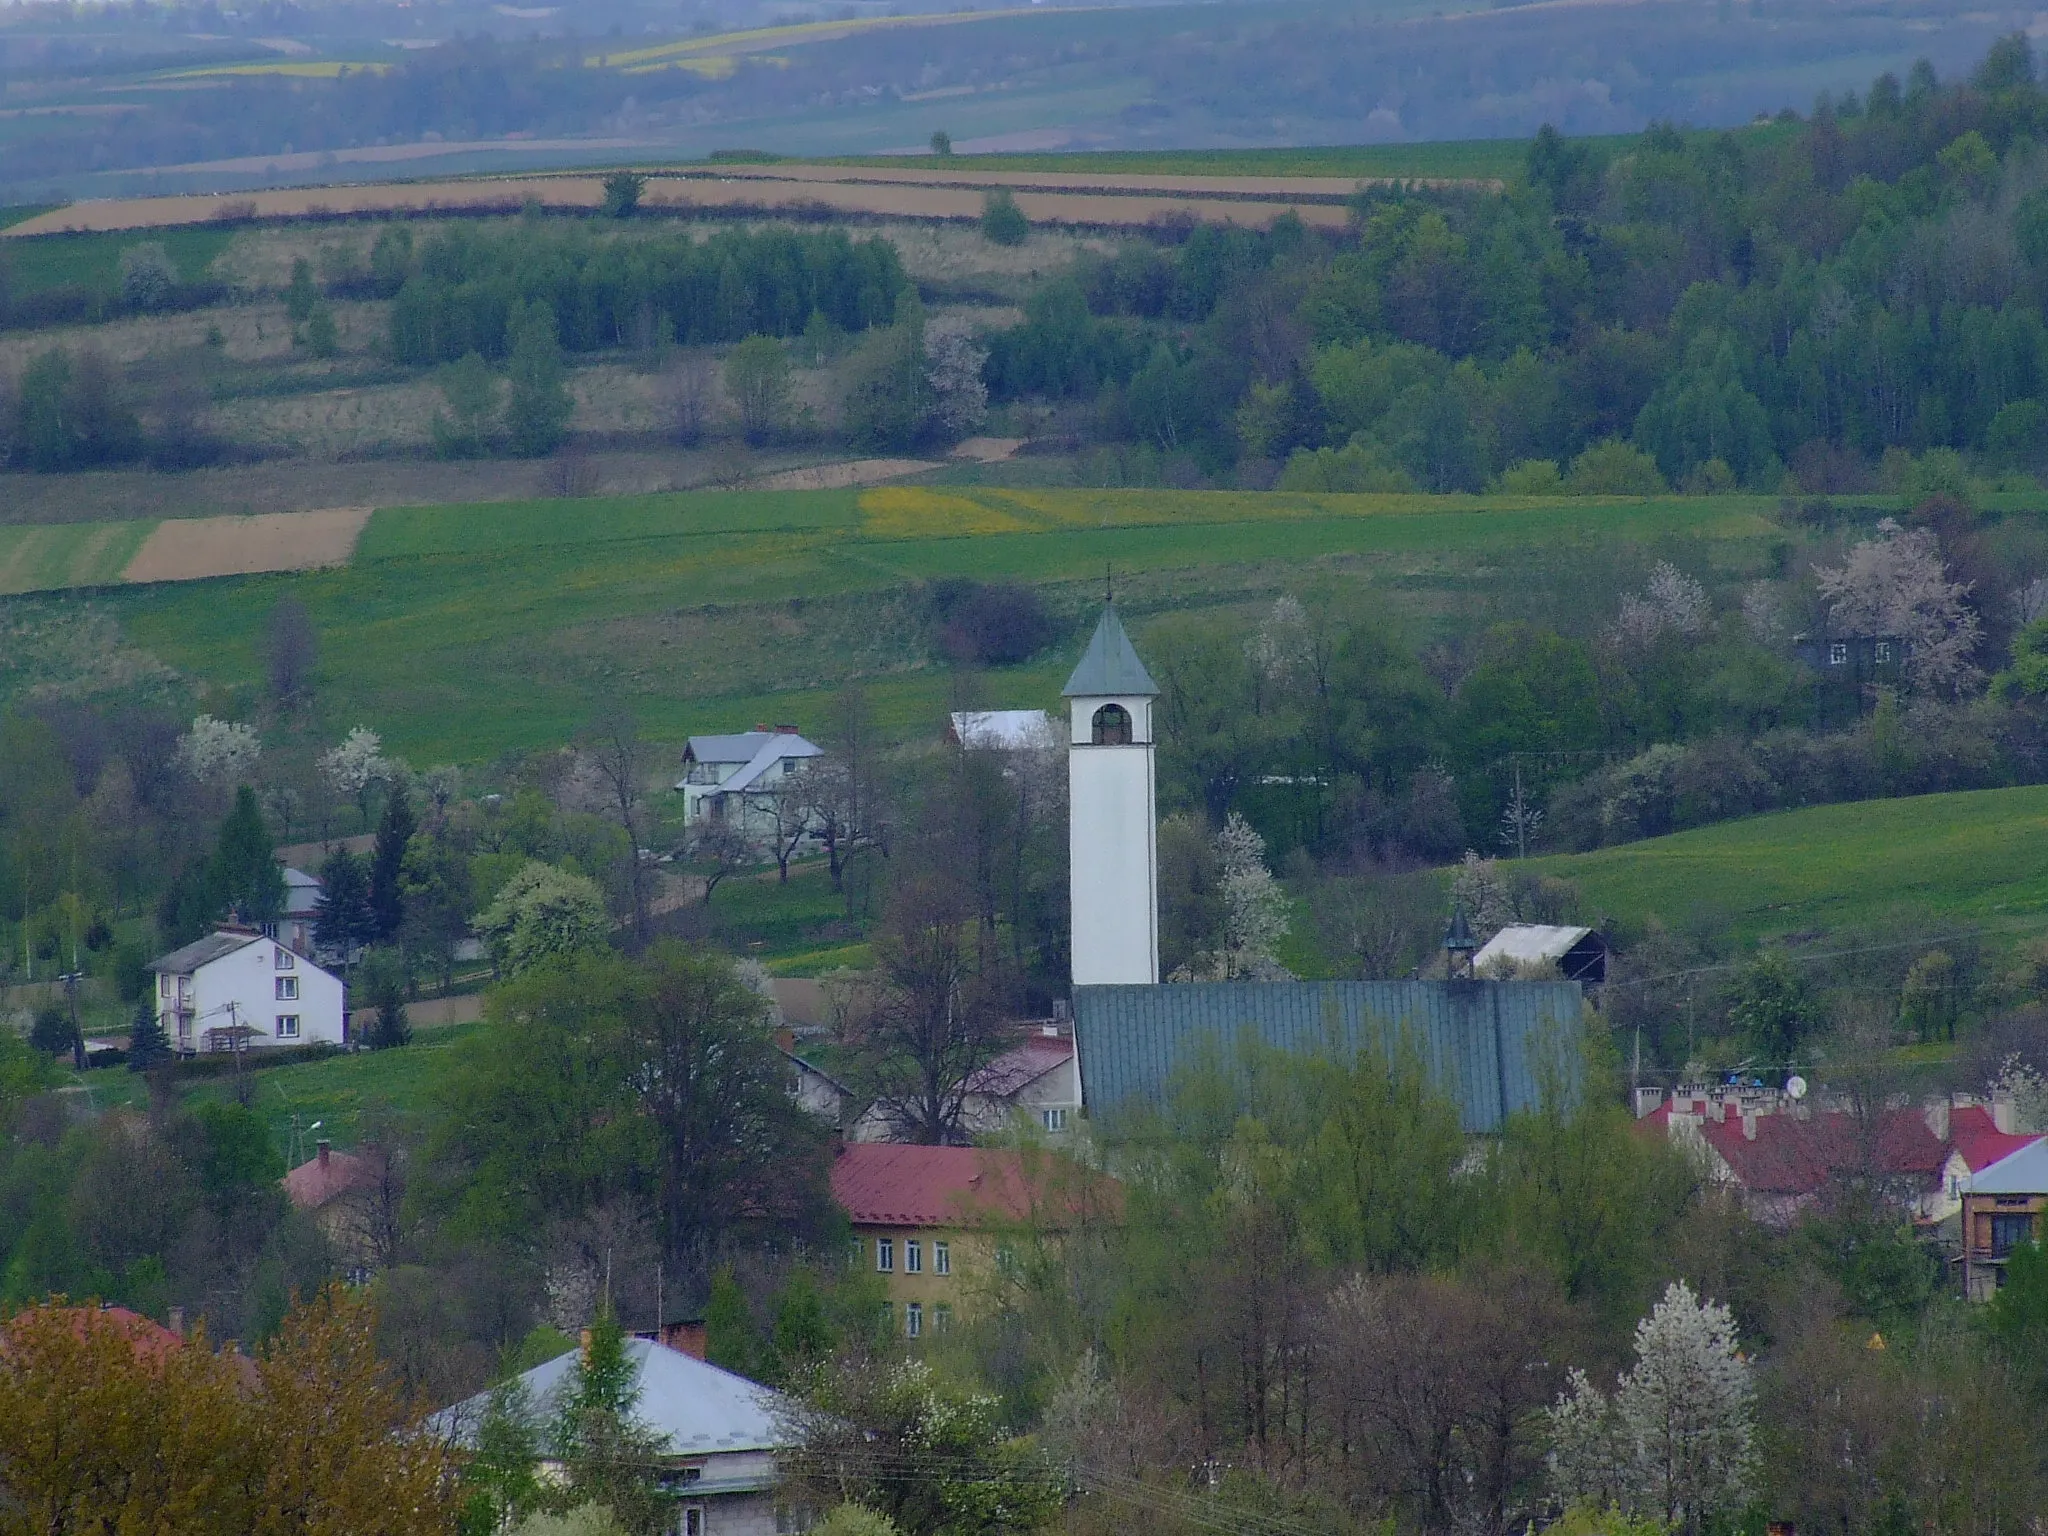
[552,1305,669,1534]
[211,784,285,924]
[369,786,416,941]
[126,994,172,1071]
[315,849,377,955]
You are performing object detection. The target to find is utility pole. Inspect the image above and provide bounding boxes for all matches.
[58,969,85,1073]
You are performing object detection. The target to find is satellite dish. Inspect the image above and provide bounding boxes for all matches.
[1785,1075,1808,1101]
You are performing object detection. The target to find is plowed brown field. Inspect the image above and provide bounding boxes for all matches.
[121,506,373,583]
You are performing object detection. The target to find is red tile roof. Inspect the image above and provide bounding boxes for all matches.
[829,1143,1114,1228]
[5,1305,185,1366]
[1698,1109,1946,1197]
[283,1146,379,1210]
[1947,1104,2042,1173]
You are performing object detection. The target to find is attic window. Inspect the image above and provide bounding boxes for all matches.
[1829,642,1848,666]
[1091,704,1132,745]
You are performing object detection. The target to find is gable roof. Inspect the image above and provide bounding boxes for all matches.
[3,1305,186,1366]
[1698,1109,1946,1197]
[1062,605,1158,699]
[1074,979,1585,1133]
[433,1338,790,1456]
[677,732,823,793]
[965,1034,1074,1098]
[830,1144,1058,1227]
[1473,925,1595,967]
[1970,1136,2048,1195]
[1949,1104,2041,1173]
[949,710,1056,749]
[148,931,260,974]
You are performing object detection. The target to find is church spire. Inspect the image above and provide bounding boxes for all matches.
[1062,604,1158,698]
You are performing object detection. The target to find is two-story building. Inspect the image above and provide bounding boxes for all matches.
[829,1142,1112,1339]
[1959,1137,2048,1299]
[147,930,346,1054]
[673,729,824,843]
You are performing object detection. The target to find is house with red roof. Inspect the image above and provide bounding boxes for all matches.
[1643,1088,2043,1231]
[829,1143,1114,1339]
[282,1140,391,1278]
[959,1025,1081,1139]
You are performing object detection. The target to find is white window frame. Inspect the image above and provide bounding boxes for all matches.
[276,1014,301,1040]
[275,975,299,1001]
[1829,642,1848,666]
[905,1302,922,1338]
[905,1239,922,1274]
[682,1504,706,1536]
[933,1241,950,1276]
[275,947,295,970]
[933,1303,953,1333]
[1876,640,1893,663]
[876,1237,894,1273]
[1043,1107,1068,1132]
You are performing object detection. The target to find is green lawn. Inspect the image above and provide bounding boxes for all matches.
[0,519,155,596]
[0,205,59,233]
[78,487,1795,762]
[1530,785,2048,949]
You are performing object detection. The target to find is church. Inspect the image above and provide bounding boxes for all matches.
[1059,604,1587,1134]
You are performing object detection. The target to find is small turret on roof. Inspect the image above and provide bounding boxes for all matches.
[1062,604,1158,698]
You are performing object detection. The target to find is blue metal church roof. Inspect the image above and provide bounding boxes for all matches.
[1073,979,1585,1133]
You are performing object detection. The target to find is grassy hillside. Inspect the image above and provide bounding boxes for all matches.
[1,223,236,295]
[91,486,1788,762]
[826,141,1537,180]
[1531,785,2048,949]
[0,519,153,595]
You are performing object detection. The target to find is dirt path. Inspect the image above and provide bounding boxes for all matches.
[121,506,373,583]
[950,437,1025,463]
[746,458,934,491]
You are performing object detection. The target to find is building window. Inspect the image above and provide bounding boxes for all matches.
[276,1015,300,1040]
[159,974,172,997]
[1875,640,1893,663]
[933,1303,953,1333]
[682,1505,706,1536]
[995,1246,1017,1276]
[1828,642,1848,666]
[905,1302,922,1338]
[275,947,295,970]
[876,1238,894,1272]
[1991,1212,2038,1257]
[848,1238,864,1269]
[905,1240,922,1274]
[933,1241,950,1276]
[275,976,299,1001]
[1091,703,1132,745]
[1043,1108,1068,1132]
[879,1301,893,1328]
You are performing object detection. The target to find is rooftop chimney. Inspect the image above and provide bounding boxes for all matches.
[317,1140,331,1169]
[167,1305,185,1337]
[1741,1109,1757,1141]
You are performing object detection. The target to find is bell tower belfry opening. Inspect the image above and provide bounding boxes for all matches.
[1064,603,1160,987]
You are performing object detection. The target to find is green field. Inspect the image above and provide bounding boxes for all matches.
[0,204,58,232]
[828,141,1538,181]
[90,486,1791,762]
[0,223,238,295]
[0,519,154,596]
[1532,785,2048,949]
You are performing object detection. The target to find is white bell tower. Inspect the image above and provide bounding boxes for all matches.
[1065,604,1160,987]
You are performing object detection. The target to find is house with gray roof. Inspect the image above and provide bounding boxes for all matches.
[147,929,345,1054]
[675,728,824,846]
[432,1337,793,1536]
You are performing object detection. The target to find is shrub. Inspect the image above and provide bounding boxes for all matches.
[980,189,1029,246]
[1494,458,1564,494]
[928,578,1054,665]
[1278,441,1416,492]
[117,242,176,312]
[1566,438,1667,495]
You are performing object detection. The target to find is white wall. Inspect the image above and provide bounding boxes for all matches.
[159,938,346,1052]
[1068,694,1158,986]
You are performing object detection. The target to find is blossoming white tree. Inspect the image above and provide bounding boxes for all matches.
[1216,811,1292,980]
[1814,518,1981,696]
[1547,1280,1756,1536]
[177,714,261,787]
[1612,561,1709,652]
[320,726,389,828]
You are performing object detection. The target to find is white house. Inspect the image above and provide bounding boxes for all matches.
[947,710,1058,751]
[961,1024,1082,1137]
[271,867,322,956]
[431,1337,791,1536]
[148,930,346,1054]
[674,729,824,842]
